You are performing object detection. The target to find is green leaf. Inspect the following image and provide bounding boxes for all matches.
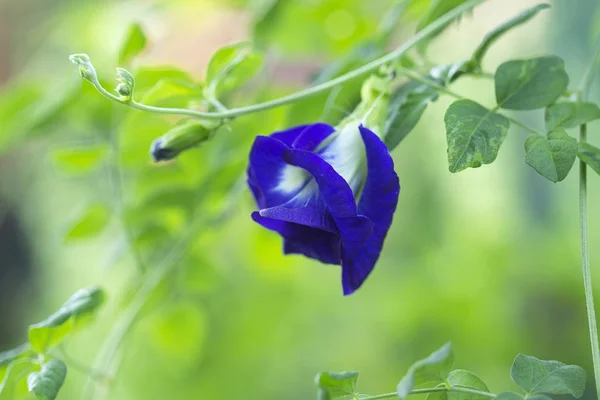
[385,81,439,150]
[0,360,36,399]
[315,371,359,400]
[578,142,600,175]
[118,23,147,65]
[445,100,510,173]
[29,287,105,353]
[64,203,111,242]
[426,370,489,400]
[545,102,600,131]
[397,343,454,399]
[0,345,34,383]
[417,0,470,37]
[510,353,586,397]
[141,79,202,109]
[471,4,550,67]
[496,392,551,400]
[204,43,263,99]
[27,360,67,400]
[494,56,569,110]
[52,144,108,175]
[524,130,577,182]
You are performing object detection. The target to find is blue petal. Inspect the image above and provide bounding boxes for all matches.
[271,123,335,151]
[252,212,341,264]
[247,135,297,209]
[341,125,400,295]
[283,148,374,262]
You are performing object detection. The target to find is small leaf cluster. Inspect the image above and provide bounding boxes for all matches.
[316,343,586,400]
[0,288,105,400]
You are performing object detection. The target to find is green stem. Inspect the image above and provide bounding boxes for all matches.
[577,36,600,400]
[80,0,487,120]
[361,386,497,400]
[396,66,543,135]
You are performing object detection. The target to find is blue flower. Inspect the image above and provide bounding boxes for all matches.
[247,121,400,295]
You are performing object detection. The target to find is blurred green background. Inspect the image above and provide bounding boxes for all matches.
[1,0,600,399]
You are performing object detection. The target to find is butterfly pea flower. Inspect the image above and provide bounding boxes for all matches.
[247,75,400,295]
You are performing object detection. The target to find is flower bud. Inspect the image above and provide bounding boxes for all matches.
[115,68,135,100]
[69,53,97,83]
[150,120,217,162]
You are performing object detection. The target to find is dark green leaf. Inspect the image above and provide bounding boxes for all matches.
[27,360,67,400]
[496,393,524,400]
[524,130,577,182]
[495,56,569,110]
[445,99,510,172]
[204,43,263,99]
[578,142,600,175]
[315,371,359,400]
[426,369,489,400]
[510,353,586,397]
[64,204,111,242]
[29,287,105,353]
[417,0,470,40]
[397,343,454,399]
[118,23,147,65]
[385,81,439,150]
[52,144,108,175]
[545,102,600,131]
[471,4,550,67]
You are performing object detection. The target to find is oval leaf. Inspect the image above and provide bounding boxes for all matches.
[315,371,359,400]
[29,287,105,353]
[64,204,111,243]
[524,130,577,182]
[119,23,147,65]
[27,360,67,400]
[495,56,569,110]
[397,343,454,400]
[204,43,263,99]
[445,99,510,173]
[0,360,36,399]
[545,102,600,131]
[426,369,489,400]
[510,354,586,397]
[578,142,600,175]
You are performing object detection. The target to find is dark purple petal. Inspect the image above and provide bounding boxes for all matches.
[252,212,341,264]
[341,125,400,295]
[258,203,337,233]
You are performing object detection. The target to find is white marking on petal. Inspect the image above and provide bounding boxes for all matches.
[320,121,366,193]
[275,164,311,194]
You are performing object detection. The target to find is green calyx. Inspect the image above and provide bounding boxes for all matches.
[150,120,218,162]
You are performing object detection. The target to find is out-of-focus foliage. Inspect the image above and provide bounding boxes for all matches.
[0,0,599,399]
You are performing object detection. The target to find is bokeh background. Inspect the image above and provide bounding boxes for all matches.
[1,0,600,399]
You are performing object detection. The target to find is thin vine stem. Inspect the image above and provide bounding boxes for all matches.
[577,36,600,400]
[78,0,487,121]
[395,66,543,135]
[360,386,497,400]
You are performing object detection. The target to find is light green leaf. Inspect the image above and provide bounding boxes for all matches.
[141,79,202,109]
[471,4,550,67]
[0,345,34,383]
[397,343,454,399]
[27,360,67,400]
[385,81,439,150]
[496,391,552,400]
[495,56,569,110]
[118,23,147,65]
[29,287,105,353]
[545,102,600,131]
[64,204,111,242]
[445,99,510,173]
[133,67,194,97]
[204,43,263,99]
[315,371,359,400]
[578,142,600,175]
[52,144,108,175]
[524,130,577,182]
[510,354,586,397]
[0,360,36,399]
[426,370,489,400]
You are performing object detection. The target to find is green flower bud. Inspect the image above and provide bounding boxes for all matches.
[150,120,218,162]
[69,53,97,83]
[115,68,135,100]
